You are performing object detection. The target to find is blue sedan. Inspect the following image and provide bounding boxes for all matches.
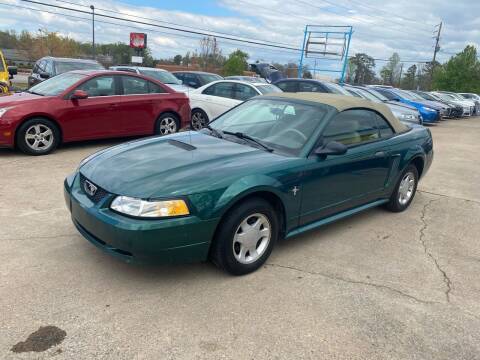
[372,87,440,124]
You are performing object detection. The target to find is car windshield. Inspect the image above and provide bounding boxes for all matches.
[403,90,425,101]
[364,88,389,101]
[439,93,456,100]
[393,89,417,100]
[140,69,181,84]
[416,92,436,101]
[449,93,463,100]
[55,61,104,74]
[351,87,381,102]
[209,98,330,156]
[198,73,223,83]
[256,84,283,94]
[323,82,352,96]
[27,72,87,96]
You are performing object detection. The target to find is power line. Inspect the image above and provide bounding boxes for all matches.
[339,0,435,33]
[52,0,299,49]
[0,1,436,65]
[296,0,433,36]
[19,0,304,51]
[0,2,300,57]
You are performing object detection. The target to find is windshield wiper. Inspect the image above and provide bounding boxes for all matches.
[25,89,44,96]
[223,131,274,152]
[204,125,223,139]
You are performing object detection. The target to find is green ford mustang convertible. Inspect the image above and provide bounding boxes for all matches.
[64,93,433,275]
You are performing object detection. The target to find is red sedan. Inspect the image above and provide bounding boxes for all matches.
[0,70,190,155]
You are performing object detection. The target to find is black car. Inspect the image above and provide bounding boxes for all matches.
[412,90,462,118]
[28,57,104,87]
[249,63,285,83]
[171,71,223,89]
[274,78,352,96]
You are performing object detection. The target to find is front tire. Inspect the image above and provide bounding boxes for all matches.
[190,109,209,130]
[386,165,418,212]
[16,118,59,155]
[155,113,179,136]
[211,198,278,275]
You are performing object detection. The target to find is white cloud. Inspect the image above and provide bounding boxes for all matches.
[0,0,478,70]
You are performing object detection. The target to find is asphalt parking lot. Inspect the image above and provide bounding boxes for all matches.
[1,117,480,360]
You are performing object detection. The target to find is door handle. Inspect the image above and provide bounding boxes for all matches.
[374,151,386,157]
[108,104,119,109]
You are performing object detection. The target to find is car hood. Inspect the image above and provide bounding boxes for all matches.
[80,132,291,198]
[412,99,444,110]
[386,102,417,114]
[386,100,417,111]
[0,91,46,106]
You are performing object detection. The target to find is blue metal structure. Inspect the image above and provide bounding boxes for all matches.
[298,25,353,84]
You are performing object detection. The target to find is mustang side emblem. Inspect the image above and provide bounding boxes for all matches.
[84,180,97,196]
[292,186,300,196]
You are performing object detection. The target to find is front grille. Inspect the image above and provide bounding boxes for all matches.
[79,173,109,203]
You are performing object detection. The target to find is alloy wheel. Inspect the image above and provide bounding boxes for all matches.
[232,213,271,264]
[24,124,54,151]
[398,172,415,205]
[191,111,208,130]
[159,117,177,135]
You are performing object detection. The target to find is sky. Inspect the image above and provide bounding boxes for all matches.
[0,0,479,75]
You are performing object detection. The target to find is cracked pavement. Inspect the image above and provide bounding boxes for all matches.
[1,118,480,359]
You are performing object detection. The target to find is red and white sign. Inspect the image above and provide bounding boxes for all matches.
[130,33,147,49]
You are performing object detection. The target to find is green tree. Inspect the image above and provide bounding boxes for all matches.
[432,45,480,92]
[349,53,376,85]
[223,49,249,76]
[401,64,417,89]
[173,54,182,65]
[380,53,401,85]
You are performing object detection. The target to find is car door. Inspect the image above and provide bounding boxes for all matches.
[116,75,158,134]
[60,75,122,140]
[196,82,238,119]
[299,109,394,225]
[232,83,260,102]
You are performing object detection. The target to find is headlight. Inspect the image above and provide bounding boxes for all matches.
[0,106,13,118]
[399,113,415,121]
[110,196,190,218]
[422,106,436,112]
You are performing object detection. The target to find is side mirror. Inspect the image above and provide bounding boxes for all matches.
[39,71,50,79]
[71,89,89,100]
[8,66,17,78]
[315,141,347,157]
[188,81,197,87]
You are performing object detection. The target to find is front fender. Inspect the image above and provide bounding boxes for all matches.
[213,174,286,217]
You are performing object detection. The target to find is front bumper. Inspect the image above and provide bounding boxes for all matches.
[0,121,14,147]
[64,173,217,264]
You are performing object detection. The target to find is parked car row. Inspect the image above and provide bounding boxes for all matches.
[1,57,438,275]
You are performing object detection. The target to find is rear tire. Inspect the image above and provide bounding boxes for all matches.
[16,118,60,155]
[211,198,278,275]
[385,165,418,212]
[155,113,179,136]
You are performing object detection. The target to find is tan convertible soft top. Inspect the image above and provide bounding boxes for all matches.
[267,92,409,133]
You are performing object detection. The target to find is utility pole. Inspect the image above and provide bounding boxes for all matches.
[90,5,95,59]
[398,63,403,87]
[431,22,442,77]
